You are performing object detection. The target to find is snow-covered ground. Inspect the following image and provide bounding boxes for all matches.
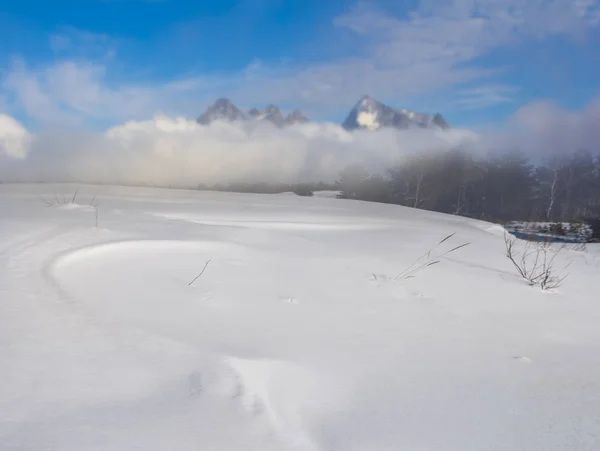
[1,183,599,451]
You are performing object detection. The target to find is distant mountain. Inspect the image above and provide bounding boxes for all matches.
[196,96,448,131]
[250,104,286,127]
[431,113,449,129]
[285,110,309,125]
[196,98,247,125]
[247,108,261,119]
[198,99,309,128]
[342,96,449,131]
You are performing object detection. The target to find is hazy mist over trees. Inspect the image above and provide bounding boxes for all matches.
[336,148,600,222]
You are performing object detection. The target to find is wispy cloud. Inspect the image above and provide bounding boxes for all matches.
[49,26,117,60]
[261,0,599,109]
[2,59,157,124]
[0,58,221,125]
[1,0,599,126]
[455,85,519,109]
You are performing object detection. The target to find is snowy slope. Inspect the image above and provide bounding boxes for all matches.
[1,184,599,451]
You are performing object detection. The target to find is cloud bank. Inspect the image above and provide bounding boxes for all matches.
[0,114,32,159]
[0,114,477,186]
[510,95,600,158]
[2,93,600,188]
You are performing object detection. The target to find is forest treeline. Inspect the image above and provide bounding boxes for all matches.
[201,149,600,223]
[339,149,600,222]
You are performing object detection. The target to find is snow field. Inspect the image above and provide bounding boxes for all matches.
[1,184,599,451]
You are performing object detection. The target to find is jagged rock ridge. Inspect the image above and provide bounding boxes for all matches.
[196,96,449,131]
[197,99,309,127]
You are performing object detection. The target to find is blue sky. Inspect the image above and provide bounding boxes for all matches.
[1,0,599,129]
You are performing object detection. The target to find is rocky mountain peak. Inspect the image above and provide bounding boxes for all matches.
[285,110,309,125]
[196,98,247,124]
[343,96,449,131]
[196,96,447,132]
[248,108,262,118]
[197,100,309,128]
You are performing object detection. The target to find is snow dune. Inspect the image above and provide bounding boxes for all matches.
[1,184,599,451]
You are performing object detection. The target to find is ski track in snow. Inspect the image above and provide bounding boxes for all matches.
[1,184,600,451]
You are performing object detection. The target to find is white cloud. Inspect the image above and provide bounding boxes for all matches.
[509,94,600,158]
[0,114,31,159]
[455,85,518,109]
[1,59,169,124]
[2,59,77,124]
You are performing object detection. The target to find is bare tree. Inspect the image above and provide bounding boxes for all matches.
[412,167,427,208]
[546,167,561,220]
[539,151,597,220]
[390,154,438,209]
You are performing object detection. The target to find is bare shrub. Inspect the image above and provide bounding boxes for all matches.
[504,233,568,290]
[39,192,101,227]
[40,190,85,207]
[395,233,470,281]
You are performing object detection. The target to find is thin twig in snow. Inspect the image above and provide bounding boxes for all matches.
[189,260,212,286]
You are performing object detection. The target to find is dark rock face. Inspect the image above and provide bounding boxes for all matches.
[432,113,450,129]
